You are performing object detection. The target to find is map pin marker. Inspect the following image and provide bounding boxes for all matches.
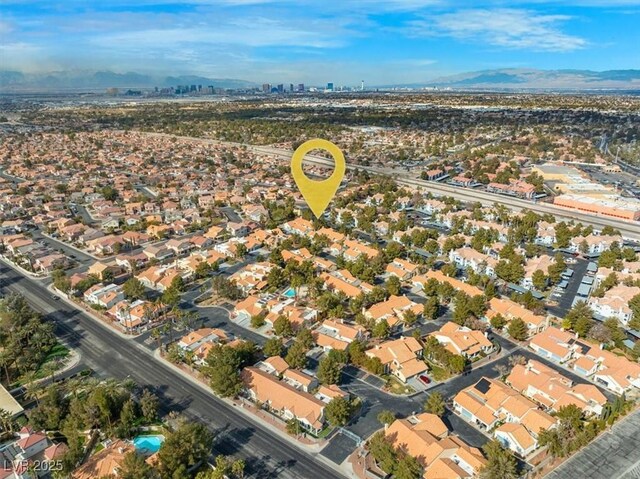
[291,139,346,219]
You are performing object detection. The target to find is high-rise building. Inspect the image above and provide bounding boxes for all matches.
[277,84,284,93]
[327,82,334,91]
[262,83,270,93]
[289,83,294,92]
[361,80,365,91]
[298,83,305,92]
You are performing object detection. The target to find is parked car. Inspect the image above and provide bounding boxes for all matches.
[418,375,431,385]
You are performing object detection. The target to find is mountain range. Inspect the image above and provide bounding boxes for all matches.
[424,68,640,90]
[1,68,640,92]
[0,70,255,92]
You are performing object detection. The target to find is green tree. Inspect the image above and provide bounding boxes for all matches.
[423,296,439,320]
[285,342,307,369]
[263,338,284,357]
[479,440,518,479]
[117,398,137,438]
[395,455,423,479]
[231,459,246,479]
[507,317,527,341]
[250,313,266,329]
[317,356,343,385]
[628,294,640,330]
[118,451,155,479]
[206,344,255,397]
[140,389,159,423]
[531,269,547,290]
[52,269,71,293]
[377,409,396,426]
[403,309,418,326]
[385,276,401,296]
[296,328,314,349]
[373,319,390,339]
[565,301,593,334]
[161,285,181,307]
[273,316,294,337]
[123,277,145,300]
[157,421,213,479]
[490,313,506,330]
[325,397,351,426]
[423,391,445,417]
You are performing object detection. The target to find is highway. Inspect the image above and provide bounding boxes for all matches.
[0,261,344,479]
[253,145,640,241]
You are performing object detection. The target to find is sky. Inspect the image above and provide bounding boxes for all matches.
[1,0,639,85]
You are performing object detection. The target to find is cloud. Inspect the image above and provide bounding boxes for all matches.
[409,8,587,52]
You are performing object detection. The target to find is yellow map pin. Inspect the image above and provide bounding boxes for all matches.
[291,139,346,218]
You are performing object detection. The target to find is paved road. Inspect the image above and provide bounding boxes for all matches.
[31,230,96,265]
[221,206,242,223]
[547,258,590,318]
[255,145,640,240]
[0,261,344,479]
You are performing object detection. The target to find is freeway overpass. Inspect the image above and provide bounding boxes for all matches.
[253,145,640,241]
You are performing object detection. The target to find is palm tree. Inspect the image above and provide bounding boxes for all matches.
[0,408,15,433]
[0,350,13,385]
[22,371,41,406]
[151,328,163,351]
[162,322,174,344]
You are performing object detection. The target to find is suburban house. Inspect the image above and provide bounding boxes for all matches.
[241,367,326,434]
[506,360,607,416]
[385,413,487,478]
[313,319,368,351]
[449,247,497,278]
[71,440,135,479]
[429,322,494,359]
[453,378,557,457]
[385,257,419,280]
[529,327,581,363]
[320,270,373,298]
[178,328,228,352]
[364,295,423,329]
[569,234,622,255]
[413,270,483,298]
[588,284,640,324]
[486,297,548,338]
[522,255,554,290]
[529,328,640,394]
[365,336,428,383]
[83,283,125,309]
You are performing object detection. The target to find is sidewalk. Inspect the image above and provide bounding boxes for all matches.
[0,256,46,280]
[49,283,137,340]
[153,349,354,478]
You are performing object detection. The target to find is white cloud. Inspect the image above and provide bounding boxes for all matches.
[409,8,587,52]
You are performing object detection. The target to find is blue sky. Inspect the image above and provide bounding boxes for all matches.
[1,0,639,85]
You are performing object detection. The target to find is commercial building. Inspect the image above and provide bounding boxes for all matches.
[554,194,640,221]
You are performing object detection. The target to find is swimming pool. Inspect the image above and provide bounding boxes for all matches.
[283,287,296,298]
[133,435,165,454]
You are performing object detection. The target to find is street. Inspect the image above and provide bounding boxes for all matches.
[0,261,345,479]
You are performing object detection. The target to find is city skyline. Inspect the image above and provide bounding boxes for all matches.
[1,0,640,85]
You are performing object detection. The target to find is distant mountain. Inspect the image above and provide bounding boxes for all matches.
[0,70,256,92]
[425,68,640,90]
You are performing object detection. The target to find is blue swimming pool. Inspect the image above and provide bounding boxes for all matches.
[133,435,165,454]
[283,287,296,298]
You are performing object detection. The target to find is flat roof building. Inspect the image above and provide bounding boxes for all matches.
[554,194,640,221]
[0,383,24,418]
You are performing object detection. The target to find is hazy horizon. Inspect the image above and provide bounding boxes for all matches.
[1,0,640,85]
